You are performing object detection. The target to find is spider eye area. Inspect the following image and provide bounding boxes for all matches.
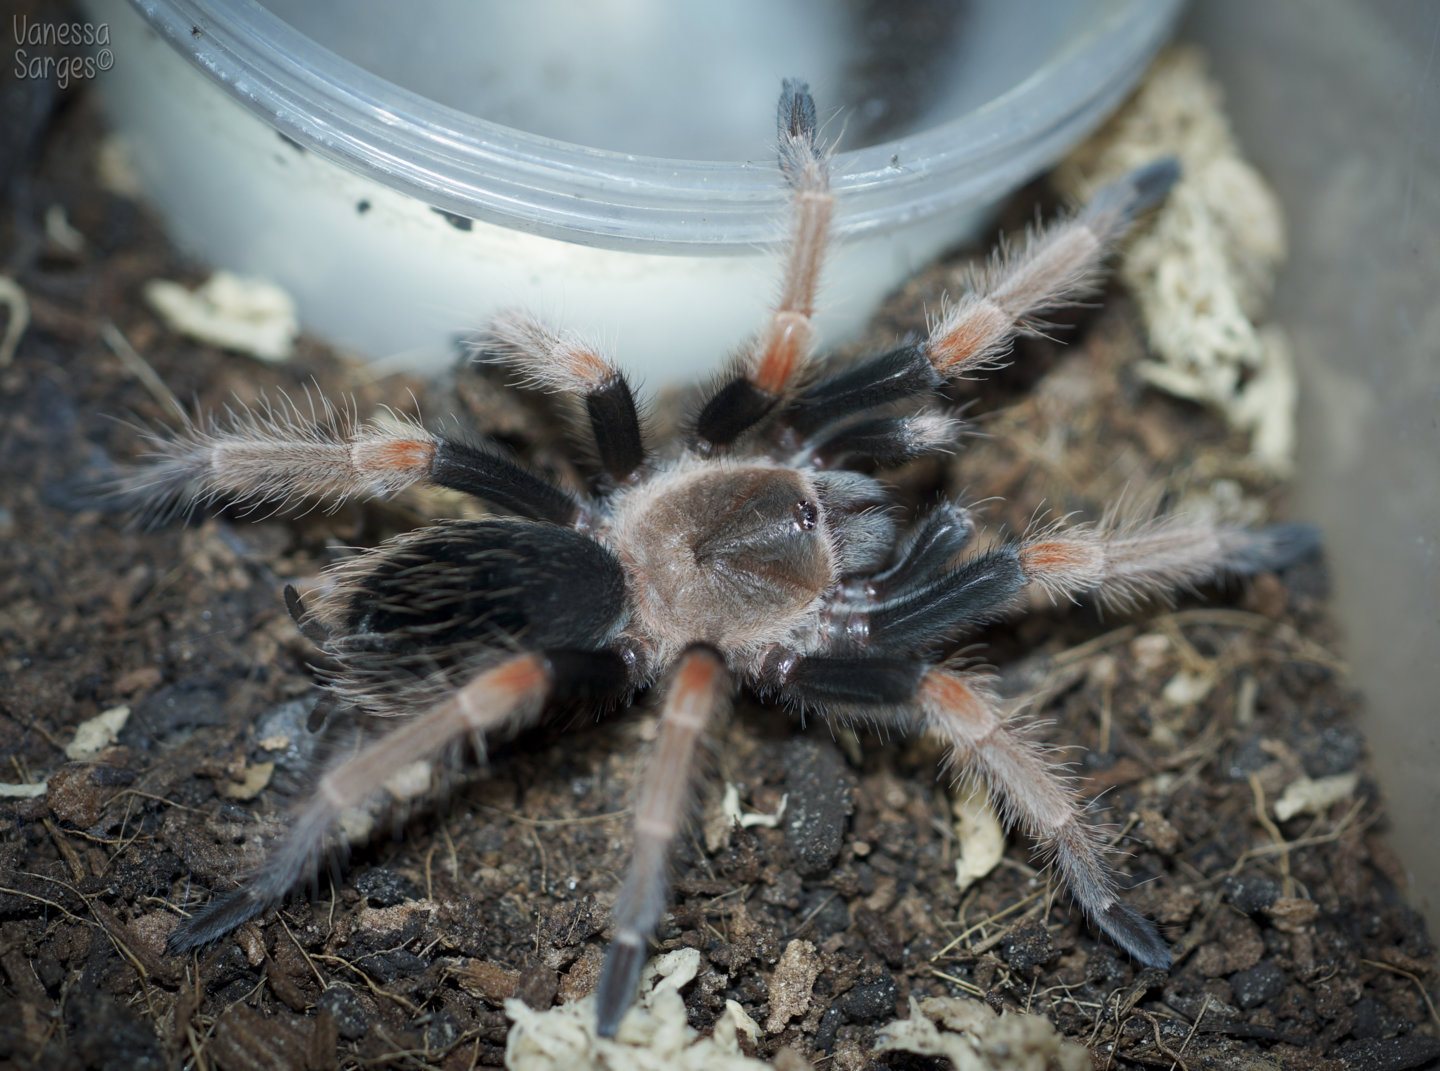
[793,500,819,531]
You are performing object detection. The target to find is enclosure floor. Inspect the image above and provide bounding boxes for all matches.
[1,91,1436,1071]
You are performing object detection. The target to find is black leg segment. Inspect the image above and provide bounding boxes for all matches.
[805,414,955,469]
[865,503,976,598]
[429,440,580,526]
[844,547,1026,653]
[761,649,926,706]
[777,77,819,169]
[784,344,943,439]
[543,648,634,704]
[584,374,646,482]
[694,377,779,451]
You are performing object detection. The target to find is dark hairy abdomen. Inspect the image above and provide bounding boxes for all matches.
[342,519,627,655]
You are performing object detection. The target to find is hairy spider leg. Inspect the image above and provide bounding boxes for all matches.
[756,653,1168,969]
[167,652,553,953]
[924,159,1180,377]
[918,668,1173,968]
[782,342,945,442]
[839,502,977,601]
[819,512,1319,656]
[595,646,730,1037]
[792,411,965,470]
[125,389,583,526]
[777,158,1183,446]
[168,510,638,952]
[756,508,1319,964]
[484,311,647,483]
[827,548,1028,653]
[1016,516,1322,611]
[695,79,833,449]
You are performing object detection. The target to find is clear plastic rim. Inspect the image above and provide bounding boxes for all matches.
[131,0,1181,251]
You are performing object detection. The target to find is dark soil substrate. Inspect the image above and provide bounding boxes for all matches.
[3,87,1437,1071]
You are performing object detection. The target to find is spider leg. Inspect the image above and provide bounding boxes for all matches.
[917,668,1171,967]
[924,159,1179,378]
[428,439,580,525]
[125,391,582,526]
[784,342,944,440]
[827,546,1026,653]
[167,651,552,953]
[793,412,964,470]
[841,502,977,600]
[695,80,833,450]
[823,512,1319,654]
[778,159,1181,443]
[596,646,729,1038]
[182,520,634,951]
[759,648,925,706]
[1016,514,1322,611]
[755,652,1170,968]
[485,312,646,483]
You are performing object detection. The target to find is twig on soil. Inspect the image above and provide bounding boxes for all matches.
[1053,624,1140,668]
[1235,797,1373,865]
[112,788,207,814]
[0,881,92,927]
[1160,609,1346,672]
[101,319,187,422]
[932,888,1049,960]
[42,818,88,882]
[929,968,987,997]
[1170,993,1210,1071]
[1361,958,1440,1033]
[1136,1008,1192,1070]
[1248,773,1295,898]
[278,915,329,992]
[311,953,423,1014]
[790,891,840,939]
[933,886,1048,961]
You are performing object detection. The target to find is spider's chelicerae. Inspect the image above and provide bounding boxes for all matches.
[136,82,1314,1036]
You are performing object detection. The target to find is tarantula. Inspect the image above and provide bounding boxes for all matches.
[135,82,1312,1036]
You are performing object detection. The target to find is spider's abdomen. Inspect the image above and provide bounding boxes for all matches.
[609,460,837,659]
[307,519,628,711]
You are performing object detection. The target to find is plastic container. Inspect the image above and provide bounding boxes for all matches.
[85,0,1181,381]
[1182,0,1440,927]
